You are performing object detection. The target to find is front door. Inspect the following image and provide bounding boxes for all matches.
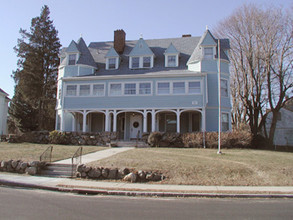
[130,114,142,139]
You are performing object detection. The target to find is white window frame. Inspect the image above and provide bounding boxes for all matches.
[66,85,77,96]
[221,112,230,132]
[165,54,179,67]
[106,57,118,70]
[124,83,137,95]
[172,81,186,94]
[157,82,171,95]
[203,47,214,59]
[130,56,154,69]
[188,81,201,94]
[156,80,202,96]
[78,84,91,96]
[220,78,229,97]
[143,56,151,68]
[139,82,152,95]
[92,83,105,96]
[68,54,77,65]
[109,83,123,96]
[131,57,140,69]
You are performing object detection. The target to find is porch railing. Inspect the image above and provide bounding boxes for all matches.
[71,147,83,177]
[40,146,53,162]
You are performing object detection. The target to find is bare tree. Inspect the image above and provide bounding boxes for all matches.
[215,4,293,147]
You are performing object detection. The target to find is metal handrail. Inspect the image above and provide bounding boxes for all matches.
[40,146,53,162]
[71,147,83,177]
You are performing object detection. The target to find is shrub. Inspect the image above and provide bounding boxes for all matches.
[153,131,253,148]
[148,132,162,147]
[49,130,69,145]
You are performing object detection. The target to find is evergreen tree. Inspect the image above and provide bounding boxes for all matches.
[10,5,61,131]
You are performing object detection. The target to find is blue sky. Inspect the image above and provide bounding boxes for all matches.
[0,0,291,98]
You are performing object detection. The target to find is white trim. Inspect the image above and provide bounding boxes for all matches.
[64,83,106,97]
[108,81,153,97]
[156,80,203,96]
[220,78,229,98]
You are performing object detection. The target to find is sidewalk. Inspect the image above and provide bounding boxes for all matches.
[55,147,134,164]
[1,173,293,198]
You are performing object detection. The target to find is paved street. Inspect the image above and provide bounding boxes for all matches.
[1,186,293,220]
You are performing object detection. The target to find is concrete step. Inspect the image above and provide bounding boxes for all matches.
[39,163,77,178]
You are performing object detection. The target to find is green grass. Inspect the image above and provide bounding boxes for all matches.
[0,142,107,162]
[87,148,293,186]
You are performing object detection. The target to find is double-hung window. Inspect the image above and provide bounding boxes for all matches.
[158,82,170,95]
[139,82,151,95]
[66,85,77,96]
[167,55,176,67]
[204,47,213,59]
[188,82,201,94]
[109,83,122,96]
[173,82,185,94]
[124,83,136,95]
[93,84,104,96]
[108,58,116,69]
[222,113,229,131]
[143,57,151,68]
[79,85,90,96]
[132,57,139,68]
[221,79,228,97]
[68,54,77,65]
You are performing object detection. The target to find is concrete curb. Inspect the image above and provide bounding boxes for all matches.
[1,179,293,199]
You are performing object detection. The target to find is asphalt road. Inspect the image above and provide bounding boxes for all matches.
[1,186,293,220]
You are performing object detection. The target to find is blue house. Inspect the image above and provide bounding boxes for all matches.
[56,29,231,140]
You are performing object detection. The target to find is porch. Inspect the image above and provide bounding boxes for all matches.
[59,108,205,140]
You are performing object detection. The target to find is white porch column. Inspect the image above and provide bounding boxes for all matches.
[113,110,117,132]
[72,113,76,132]
[151,109,156,132]
[143,110,147,133]
[105,110,109,132]
[176,109,180,133]
[82,110,87,133]
[60,110,65,131]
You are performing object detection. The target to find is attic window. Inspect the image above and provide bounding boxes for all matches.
[68,54,77,65]
[167,55,176,67]
[204,47,213,59]
[132,57,139,68]
[108,58,116,69]
[143,57,151,68]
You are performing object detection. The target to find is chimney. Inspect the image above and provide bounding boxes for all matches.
[182,34,191,37]
[114,29,126,54]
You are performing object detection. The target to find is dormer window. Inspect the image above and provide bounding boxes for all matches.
[167,55,176,67]
[203,47,214,59]
[129,38,154,69]
[164,43,179,67]
[68,54,77,65]
[143,57,151,68]
[107,58,118,70]
[105,47,120,70]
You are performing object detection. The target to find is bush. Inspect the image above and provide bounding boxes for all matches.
[49,130,69,145]
[150,131,253,148]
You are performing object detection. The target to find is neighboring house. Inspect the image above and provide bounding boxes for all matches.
[56,29,231,140]
[262,101,293,146]
[0,88,10,135]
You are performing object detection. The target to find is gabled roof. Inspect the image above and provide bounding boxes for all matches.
[105,47,119,58]
[164,43,179,54]
[129,38,154,56]
[60,38,97,68]
[75,38,97,68]
[66,40,80,53]
[187,29,229,65]
[200,29,217,46]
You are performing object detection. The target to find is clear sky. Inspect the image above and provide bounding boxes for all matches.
[0,0,291,98]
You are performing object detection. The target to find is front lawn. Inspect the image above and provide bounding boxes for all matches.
[0,142,106,162]
[87,148,293,186]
